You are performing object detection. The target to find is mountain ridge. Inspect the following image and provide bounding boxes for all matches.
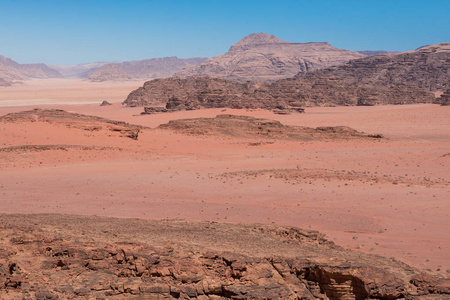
[0,55,63,85]
[174,32,366,82]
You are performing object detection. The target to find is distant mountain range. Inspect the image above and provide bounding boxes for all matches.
[175,32,366,82]
[0,55,63,86]
[0,32,421,87]
[52,56,208,81]
[0,56,208,85]
[357,50,400,56]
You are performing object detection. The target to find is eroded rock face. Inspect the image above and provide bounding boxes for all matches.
[175,32,366,82]
[124,43,449,111]
[125,77,305,114]
[280,43,450,106]
[0,214,449,299]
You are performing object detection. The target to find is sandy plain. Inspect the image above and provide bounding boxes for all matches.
[0,79,449,275]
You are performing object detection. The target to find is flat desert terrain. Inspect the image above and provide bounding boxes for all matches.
[1,79,449,276]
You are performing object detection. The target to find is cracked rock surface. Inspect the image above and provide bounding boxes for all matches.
[0,214,449,299]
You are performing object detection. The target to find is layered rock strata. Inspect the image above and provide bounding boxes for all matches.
[175,32,366,82]
[0,214,449,299]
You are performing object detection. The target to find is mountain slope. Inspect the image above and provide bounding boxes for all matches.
[357,50,400,56]
[50,62,111,78]
[0,55,63,85]
[88,63,132,82]
[116,56,207,79]
[175,32,366,82]
[52,57,207,80]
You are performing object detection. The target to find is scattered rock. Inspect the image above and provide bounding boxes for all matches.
[100,100,112,106]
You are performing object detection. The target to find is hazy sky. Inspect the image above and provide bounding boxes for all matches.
[1,0,449,65]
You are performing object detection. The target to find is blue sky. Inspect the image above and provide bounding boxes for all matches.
[1,0,449,65]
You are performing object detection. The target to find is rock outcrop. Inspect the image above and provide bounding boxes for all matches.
[266,42,449,106]
[295,43,450,91]
[100,100,113,106]
[89,63,132,82]
[0,214,449,300]
[158,115,383,140]
[0,108,145,140]
[436,89,450,106]
[125,77,301,114]
[175,32,366,82]
[125,43,449,111]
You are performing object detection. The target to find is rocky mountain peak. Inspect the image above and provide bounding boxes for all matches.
[175,33,365,82]
[232,32,288,47]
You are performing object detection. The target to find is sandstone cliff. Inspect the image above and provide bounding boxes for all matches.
[123,77,306,114]
[296,43,450,92]
[124,77,263,107]
[175,32,366,82]
[270,42,449,106]
[125,43,449,111]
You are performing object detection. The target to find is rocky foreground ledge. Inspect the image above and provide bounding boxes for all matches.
[0,214,449,299]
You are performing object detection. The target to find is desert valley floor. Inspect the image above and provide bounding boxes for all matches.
[0,80,449,290]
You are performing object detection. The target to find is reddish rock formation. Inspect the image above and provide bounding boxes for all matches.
[157,115,383,140]
[175,33,365,82]
[100,100,112,106]
[0,108,145,140]
[0,214,449,299]
[125,77,304,114]
[124,43,449,111]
